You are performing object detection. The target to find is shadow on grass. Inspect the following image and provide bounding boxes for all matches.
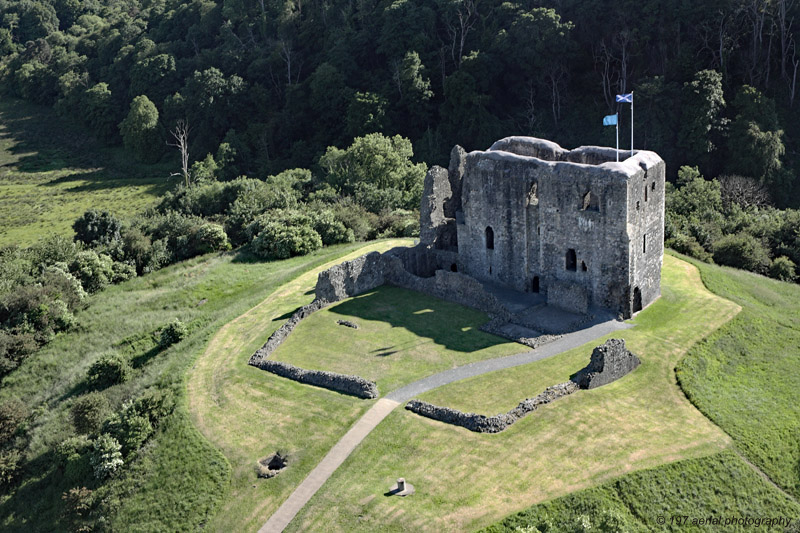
[328,285,509,353]
[0,98,170,197]
[0,450,84,532]
[131,345,166,369]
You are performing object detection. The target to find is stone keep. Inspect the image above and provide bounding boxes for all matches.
[419,137,665,317]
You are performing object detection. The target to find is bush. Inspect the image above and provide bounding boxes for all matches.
[55,435,93,485]
[159,319,187,348]
[374,209,420,238]
[62,487,94,522]
[69,251,113,293]
[72,210,122,247]
[712,233,772,274]
[769,256,797,282]
[251,222,322,260]
[119,227,169,275]
[70,392,110,435]
[87,353,131,389]
[90,434,123,479]
[110,261,136,283]
[133,387,176,426]
[311,210,355,245]
[0,399,27,445]
[0,449,21,486]
[193,223,231,254]
[104,404,153,456]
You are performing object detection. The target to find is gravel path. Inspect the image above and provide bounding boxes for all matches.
[259,316,632,532]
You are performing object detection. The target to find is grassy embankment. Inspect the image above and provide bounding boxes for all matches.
[0,240,408,532]
[185,241,525,532]
[284,253,747,532]
[482,253,800,531]
[0,98,168,247]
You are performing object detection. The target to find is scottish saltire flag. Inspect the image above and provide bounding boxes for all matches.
[603,114,617,126]
[616,93,633,103]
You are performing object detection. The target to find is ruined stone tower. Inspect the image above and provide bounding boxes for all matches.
[418,136,665,318]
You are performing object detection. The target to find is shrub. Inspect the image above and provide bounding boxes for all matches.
[120,227,169,275]
[28,234,78,267]
[87,353,131,389]
[62,487,93,520]
[769,256,797,282]
[375,209,420,238]
[69,251,114,293]
[251,222,322,260]
[104,405,153,456]
[41,264,87,307]
[193,223,231,254]
[90,434,123,479]
[133,388,176,426]
[110,261,136,283]
[712,233,772,274]
[0,399,27,445]
[159,319,187,348]
[70,393,111,435]
[0,449,21,486]
[56,435,93,485]
[311,210,355,245]
[72,210,122,247]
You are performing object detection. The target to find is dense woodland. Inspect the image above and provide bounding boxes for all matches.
[0,0,799,197]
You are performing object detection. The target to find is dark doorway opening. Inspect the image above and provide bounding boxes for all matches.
[566,249,577,271]
[632,287,643,313]
[450,263,458,272]
[485,226,494,249]
[532,276,540,293]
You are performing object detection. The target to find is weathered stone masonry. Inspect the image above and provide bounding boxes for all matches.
[405,338,640,433]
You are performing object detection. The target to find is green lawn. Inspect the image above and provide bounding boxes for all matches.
[272,285,522,392]
[676,255,800,500]
[186,239,414,533]
[0,98,169,247]
[284,253,739,532]
[0,240,407,531]
[482,451,800,532]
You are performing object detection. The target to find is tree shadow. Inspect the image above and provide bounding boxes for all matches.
[328,285,510,353]
[0,98,170,196]
[131,345,166,369]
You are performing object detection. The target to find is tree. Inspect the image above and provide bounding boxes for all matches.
[168,120,191,186]
[120,95,163,163]
[70,392,110,435]
[678,70,726,169]
[83,83,118,143]
[86,353,131,389]
[727,86,786,192]
[73,210,122,247]
[319,133,426,213]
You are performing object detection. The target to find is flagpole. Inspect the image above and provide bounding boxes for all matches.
[616,112,619,162]
[630,91,634,157]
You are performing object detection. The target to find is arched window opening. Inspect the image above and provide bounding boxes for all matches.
[645,186,648,202]
[527,181,539,206]
[566,249,577,271]
[581,261,587,272]
[581,191,600,211]
[643,234,647,254]
[485,226,494,250]
[450,263,458,272]
[632,287,643,313]
[532,276,540,293]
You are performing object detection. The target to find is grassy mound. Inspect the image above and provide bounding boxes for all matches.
[0,241,402,531]
[482,451,799,532]
[676,256,800,499]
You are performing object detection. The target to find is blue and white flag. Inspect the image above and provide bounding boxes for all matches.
[603,114,617,126]
[616,93,633,103]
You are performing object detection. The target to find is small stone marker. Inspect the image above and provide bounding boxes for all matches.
[388,477,415,497]
[336,319,359,329]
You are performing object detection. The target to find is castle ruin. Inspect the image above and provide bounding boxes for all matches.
[415,136,665,318]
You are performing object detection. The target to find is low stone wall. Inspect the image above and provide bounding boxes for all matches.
[405,381,578,433]
[573,338,640,389]
[254,360,379,399]
[315,251,386,303]
[546,280,589,315]
[249,300,327,366]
